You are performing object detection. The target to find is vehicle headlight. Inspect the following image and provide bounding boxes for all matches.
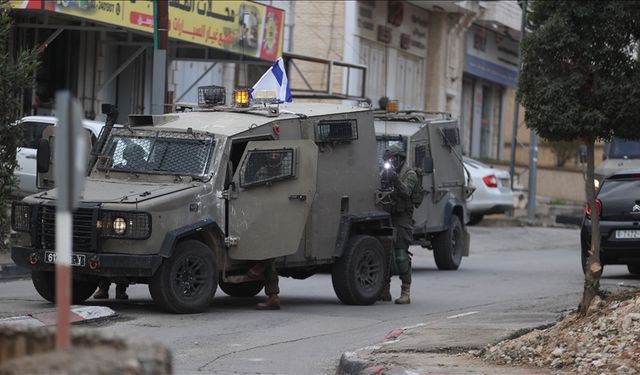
[11,202,32,232]
[100,211,152,239]
[113,217,127,235]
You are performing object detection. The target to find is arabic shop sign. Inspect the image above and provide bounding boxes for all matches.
[168,0,284,61]
[14,0,285,62]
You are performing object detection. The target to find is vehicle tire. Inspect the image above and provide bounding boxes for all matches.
[219,278,264,297]
[331,235,386,305]
[627,264,640,275]
[32,271,55,303]
[432,215,464,270]
[72,278,100,304]
[149,240,217,314]
[467,214,484,226]
[31,271,99,304]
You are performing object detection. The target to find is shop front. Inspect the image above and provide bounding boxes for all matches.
[460,24,518,159]
[9,0,285,122]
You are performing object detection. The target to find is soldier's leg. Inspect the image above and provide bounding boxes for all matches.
[263,259,279,295]
[257,259,280,310]
[115,283,129,300]
[394,224,412,305]
[94,279,110,299]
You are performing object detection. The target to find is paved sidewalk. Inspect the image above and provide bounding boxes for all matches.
[0,306,117,328]
[337,310,555,375]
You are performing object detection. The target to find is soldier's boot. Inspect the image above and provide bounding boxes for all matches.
[394,283,411,305]
[378,282,392,301]
[115,284,129,300]
[256,293,280,310]
[93,283,109,299]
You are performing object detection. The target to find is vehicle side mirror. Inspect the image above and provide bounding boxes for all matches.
[422,157,434,174]
[37,138,51,173]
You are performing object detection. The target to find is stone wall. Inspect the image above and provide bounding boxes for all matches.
[0,326,171,374]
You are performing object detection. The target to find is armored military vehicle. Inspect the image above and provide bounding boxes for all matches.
[374,110,471,270]
[11,87,395,313]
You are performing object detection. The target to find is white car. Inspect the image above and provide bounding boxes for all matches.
[15,116,106,195]
[463,157,514,225]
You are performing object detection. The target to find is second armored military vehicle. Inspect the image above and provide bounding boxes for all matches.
[374,110,471,270]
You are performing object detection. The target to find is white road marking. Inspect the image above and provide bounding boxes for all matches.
[447,311,479,319]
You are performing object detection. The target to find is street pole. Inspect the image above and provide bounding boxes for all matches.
[54,91,86,350]
[527,129,538,221]
[509,0,528,213]
[151,0,168,114]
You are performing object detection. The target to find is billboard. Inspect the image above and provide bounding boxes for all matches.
[10,1,284,62]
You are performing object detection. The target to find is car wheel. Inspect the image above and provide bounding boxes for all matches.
[219,278,264,297]
[432,215,464,270]
[31,271,99,304]
[32,271,55,303]
[73,278,100,303]
[627,264,640,275]
[467,214,484,226]
[331,235,386,305]
[149,240,217,314]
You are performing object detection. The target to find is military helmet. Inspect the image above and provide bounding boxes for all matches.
[384,143,406,159]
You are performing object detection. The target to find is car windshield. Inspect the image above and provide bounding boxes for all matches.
[96,128,215,177]
[609,137,640,159]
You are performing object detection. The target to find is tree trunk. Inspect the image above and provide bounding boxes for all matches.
[578,139,602,315]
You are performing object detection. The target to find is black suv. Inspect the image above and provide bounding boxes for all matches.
[581,169,640,275]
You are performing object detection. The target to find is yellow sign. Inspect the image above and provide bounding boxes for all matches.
[10,1,285,61]
[167,0,284,61]
[49,0,154,34]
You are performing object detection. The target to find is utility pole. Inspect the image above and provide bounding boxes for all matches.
[151,0,168,114]
[509,0,528,215]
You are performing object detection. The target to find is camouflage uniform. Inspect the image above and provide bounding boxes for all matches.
[381,146,418,304]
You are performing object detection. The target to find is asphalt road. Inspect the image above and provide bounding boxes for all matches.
[2,225,639,374]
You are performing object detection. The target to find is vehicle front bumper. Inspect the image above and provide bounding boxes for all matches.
[11,246,163,278]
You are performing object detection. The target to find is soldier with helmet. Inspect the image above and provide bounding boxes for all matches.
[380,143,419,304]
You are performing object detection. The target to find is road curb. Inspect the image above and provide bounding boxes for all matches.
[0,306,117,328]
[337,328,410,375]
[0,263,29,280]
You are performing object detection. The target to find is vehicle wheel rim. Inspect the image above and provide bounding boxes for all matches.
[173,256,208,298]
[451,225,461,259]
[356,249,382,292]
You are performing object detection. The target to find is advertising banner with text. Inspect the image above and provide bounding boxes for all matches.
[10,0,284,62]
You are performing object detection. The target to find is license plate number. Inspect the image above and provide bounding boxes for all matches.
[615,230,640,239]
[44,251,86,267]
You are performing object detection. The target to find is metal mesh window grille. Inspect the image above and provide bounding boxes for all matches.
[316,119,358,142]
[414,145,426,169]
[442,128,460,146]
[97,129,215,177]
[198,85,226,107]
[240,149,295,188]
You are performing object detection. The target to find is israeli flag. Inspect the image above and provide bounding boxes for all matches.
[251,57,293,103]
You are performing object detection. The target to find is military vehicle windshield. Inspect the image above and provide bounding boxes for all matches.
[96,128,215,177]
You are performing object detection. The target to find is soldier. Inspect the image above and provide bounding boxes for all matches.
[380,144,419,304]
